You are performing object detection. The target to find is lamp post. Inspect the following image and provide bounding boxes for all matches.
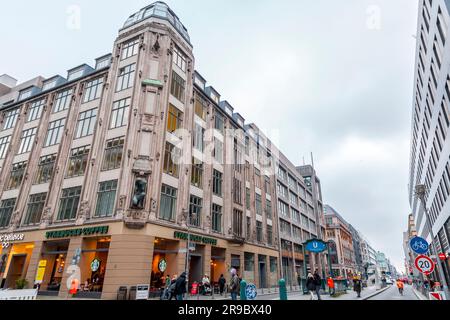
[415,184,449,294]
[183,209,196,289]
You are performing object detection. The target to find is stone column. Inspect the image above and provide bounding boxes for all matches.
[203,245,212,278]
[24,241,44,288]
[58,238,83,299]
[101,234,154,300]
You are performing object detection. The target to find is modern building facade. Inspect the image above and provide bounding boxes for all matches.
[403,214,419,278]
[349,224,364,274]
[323,205,356,278]
[408,0,450,283]
[0,2,290,299]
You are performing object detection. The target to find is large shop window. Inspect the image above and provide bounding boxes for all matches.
[244,253,254,272]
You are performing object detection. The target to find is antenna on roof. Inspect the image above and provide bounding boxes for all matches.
[311,152,315,169]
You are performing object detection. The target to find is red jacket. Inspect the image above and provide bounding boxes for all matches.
[327,278,335,288]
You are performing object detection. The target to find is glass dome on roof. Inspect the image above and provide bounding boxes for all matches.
[123,2,190,43]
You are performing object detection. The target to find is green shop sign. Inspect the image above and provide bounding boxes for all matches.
[45,226,109,239]
[174,231,218,246]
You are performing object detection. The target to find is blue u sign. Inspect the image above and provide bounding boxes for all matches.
[409,236,429,255]
[306,240,327,253]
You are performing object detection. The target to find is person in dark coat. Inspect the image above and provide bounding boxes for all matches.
[313,270,322,300]
[353,276,362,298]
[174,272,187,300]
[306,273,316,300]
[218,274,226,295]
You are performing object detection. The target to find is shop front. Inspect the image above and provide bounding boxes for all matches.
[1,242,34,289]
[150,237,180,296]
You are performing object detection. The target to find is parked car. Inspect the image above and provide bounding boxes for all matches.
[385,278,393,285]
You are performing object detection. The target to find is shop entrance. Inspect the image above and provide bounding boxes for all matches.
[38,240,70,295]
[2,243,34,289]
[150,238,180,298]
[189,255,202,286]
[258,255,267,289]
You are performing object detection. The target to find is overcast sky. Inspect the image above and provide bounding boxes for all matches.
[0,0,419,271]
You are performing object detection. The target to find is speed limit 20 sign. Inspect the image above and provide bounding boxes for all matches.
[415,255,435,275]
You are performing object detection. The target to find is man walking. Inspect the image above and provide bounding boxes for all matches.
[313,270,322,300]
[218,274,226,296]
[353,275,362,298]
[229,269,240,300]
[174,272,187,300]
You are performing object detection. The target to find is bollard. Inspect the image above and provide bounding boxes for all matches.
[279,279,288,300]
[240,280,247,300]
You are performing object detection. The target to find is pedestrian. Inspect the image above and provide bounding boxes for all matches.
[306,273,316,300]
[353,276,362,298]
[327,276,335,296]
[229,268,240,300]
[174,272,187,300]
[313,269,322,300]
[218,274,226,296]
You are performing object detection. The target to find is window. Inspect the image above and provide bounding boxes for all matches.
[44,118,66,147]
[212,204,222,233]
[57,187,82,221]
[121,38,140,60]
[173,46,187,72]
[35,154,57,184]
[213,170,223,196]
[170,71,185,101]
[256,194,262,216]
[233,178,242,205]
[213,138,223,164]
[194,98,207,120]
[264,177,271,194]
[7,162,27,190]
[102,137,124,171]
[0,135,11,159]
[75,108,97,138]
[256,221,263,242]
[110,97,131,129]
[0,199,16,228]
[159,184,177,221]
[267,226,273,246]
[18,89,32,101]
[189,195,202,227]
[278,200,289,218]
[23,193,47,225]
[27,99,45,122]
[233,209,243,237]
[3,108,20,130]
[53,89,73,113]
[214,113,224,133]
[163,142,180,177]
[116,64,136,92]
[18,127,37,154]
[191,158,203,188]
[193,123,205,152]
[266,200,272,220]
[95,180,118,218]
[270,256,277,272]
[246,216,251,238]
[246,188,251,210]
[244,253,254,272]
[82,77,104,103]
[67,69,84,81]
[167,104,183,133]
[66,146,90,178]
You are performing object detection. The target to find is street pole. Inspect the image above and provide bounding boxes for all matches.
[415,185,449,295]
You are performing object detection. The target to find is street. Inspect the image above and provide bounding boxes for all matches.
[367,285,418,300]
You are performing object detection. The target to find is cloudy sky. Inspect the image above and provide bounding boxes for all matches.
[0,0,419,271]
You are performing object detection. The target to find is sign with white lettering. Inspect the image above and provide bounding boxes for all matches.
[0,233,25,249]
[136,284,149,300]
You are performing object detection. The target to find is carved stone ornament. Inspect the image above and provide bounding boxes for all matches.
[11,211,21,229]
[40,207,53,225]
[76,201,90,225]
[118,195,127,210]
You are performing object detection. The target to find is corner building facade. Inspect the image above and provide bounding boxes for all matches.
[0,2,282,299]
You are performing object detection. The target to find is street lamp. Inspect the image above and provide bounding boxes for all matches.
[415,184,449,294]
[182,209,196,285]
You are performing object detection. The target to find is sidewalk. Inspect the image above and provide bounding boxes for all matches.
[280,285,390,301]
[412,287,428,300]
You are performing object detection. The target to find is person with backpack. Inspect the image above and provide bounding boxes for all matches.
[173,272,187,300]
[229,269,240,300]
[313,270,322,300]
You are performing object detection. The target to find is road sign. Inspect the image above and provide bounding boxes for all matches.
[439,253,447,261]
[415,255,435,275]
[305,239,327,253]
[245,283,257,300]
[429,292,446,300]
[410,237,429,255]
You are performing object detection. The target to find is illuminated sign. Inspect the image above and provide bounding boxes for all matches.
[174,231,218,246]
[45,226,109,239]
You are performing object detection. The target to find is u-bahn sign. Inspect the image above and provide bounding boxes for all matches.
[304,239,327,253]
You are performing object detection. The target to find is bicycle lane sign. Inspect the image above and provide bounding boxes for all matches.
[410,236,429,255]
[415,255,435,275]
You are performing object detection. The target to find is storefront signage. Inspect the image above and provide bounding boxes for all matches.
[45,226,109,239]
[0,233,25,249]
[91,259,101,272]
[158,259,167,272]
[136,284,150,300]
[174,231,218,246]
[35,260,47,284]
